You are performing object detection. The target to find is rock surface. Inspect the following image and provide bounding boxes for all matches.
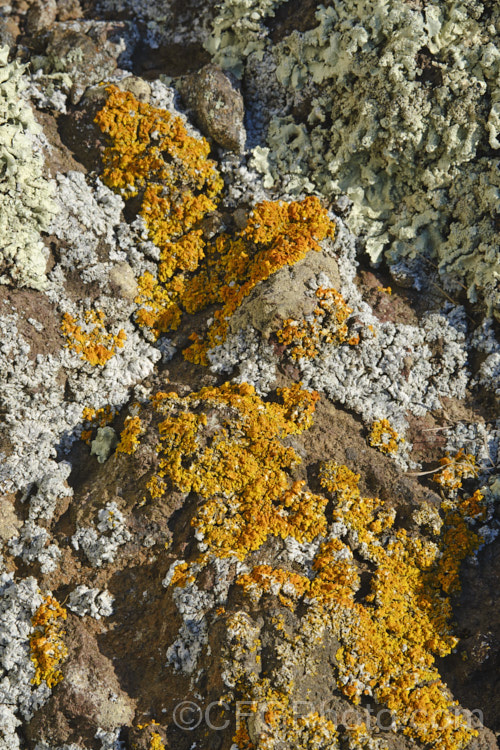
[0,2,498,750]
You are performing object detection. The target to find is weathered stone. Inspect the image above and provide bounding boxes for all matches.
[56,0,83,22]
[25,0,57,34]
[180,64,245,151]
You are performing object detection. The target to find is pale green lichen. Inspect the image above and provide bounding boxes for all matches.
[0,46,58,290]
[206,0,286,77]
[213,1,499,312]
[90,426,118,464]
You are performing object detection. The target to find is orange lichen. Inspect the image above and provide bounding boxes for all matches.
[30,595,68,688]
[136,723,165,750]
[131,381,478,749]
[310,460,478,749]
[95,85,222,339]
[116,415,143,455]
[167,562,195,588]
[233,724,254,750]
[456,489,486,520]
[183,197,336,364]
[234,685,338,750]
[433,449,478,491]
[277,286,354,360]
[149,732,165,750]
[142,382,324,560]
[61,310,126,366]
[96,88,336,358]
[236,565,310,609]
[369,418,403,455]
[133,270,183,336]
[129,380,480,749]
[231,460,480,748]
[436,510,482,594]
[95,85,222,242]
[120,379,479,749]
[436,489,485,594]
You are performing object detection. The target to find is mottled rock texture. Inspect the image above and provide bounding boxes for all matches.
[0,2,498,750]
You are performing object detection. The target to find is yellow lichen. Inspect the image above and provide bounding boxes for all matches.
[311,461,478,749]
[149,732,165,750]
[30,595,68,689]
[143,382,324,560]
[95,85,222,339]
[433,449,478,491]
[277,286,354,360]
[369,418,403,455]
[184,198,336,364]
[127,378,480,749]
[236,565,310,609]
[61,310,126,366]
[235,685,338,750]
[116,415,143,455]
[232,460,483,749]
[95,88,336,359]
[167,562,195,589]
[94,85,222,240]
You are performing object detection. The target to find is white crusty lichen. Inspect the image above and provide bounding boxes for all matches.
[215,1,500,312]
[0,46,57,290]
[298,290,470,469]
[0,575,51,750]
[27,462,73,522]
[72,502,131,567]
[68,585,114,620]
[163,557,235,674]
[0,300,159,497]
[207,326,277,395]
[8,521,62,574]
[50,172,125,285]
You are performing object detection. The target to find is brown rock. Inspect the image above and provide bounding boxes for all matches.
[26,617,136,748]
[226,248,341,339]
[180,64,246,152]
[46,28,117,104]
[56,0,83,22]
[25,0,57,34]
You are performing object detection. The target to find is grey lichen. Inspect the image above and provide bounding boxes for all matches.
[72,502,131,567]
[0,575,51,750]
[213,1,500,312]
[8,521,62,574]
[0,46,57,290]
[68,585,114,619]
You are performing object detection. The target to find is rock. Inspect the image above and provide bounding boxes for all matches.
[116,75,151,103]
[45,28,117,104]
[0,16,19,47]
[108,262,139,301]
[227,249,341,339]
[56,0,83,22]
[180,64,245,152]
[0,495,22,541]
[25,0,57,34]
[25,618,136,747]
